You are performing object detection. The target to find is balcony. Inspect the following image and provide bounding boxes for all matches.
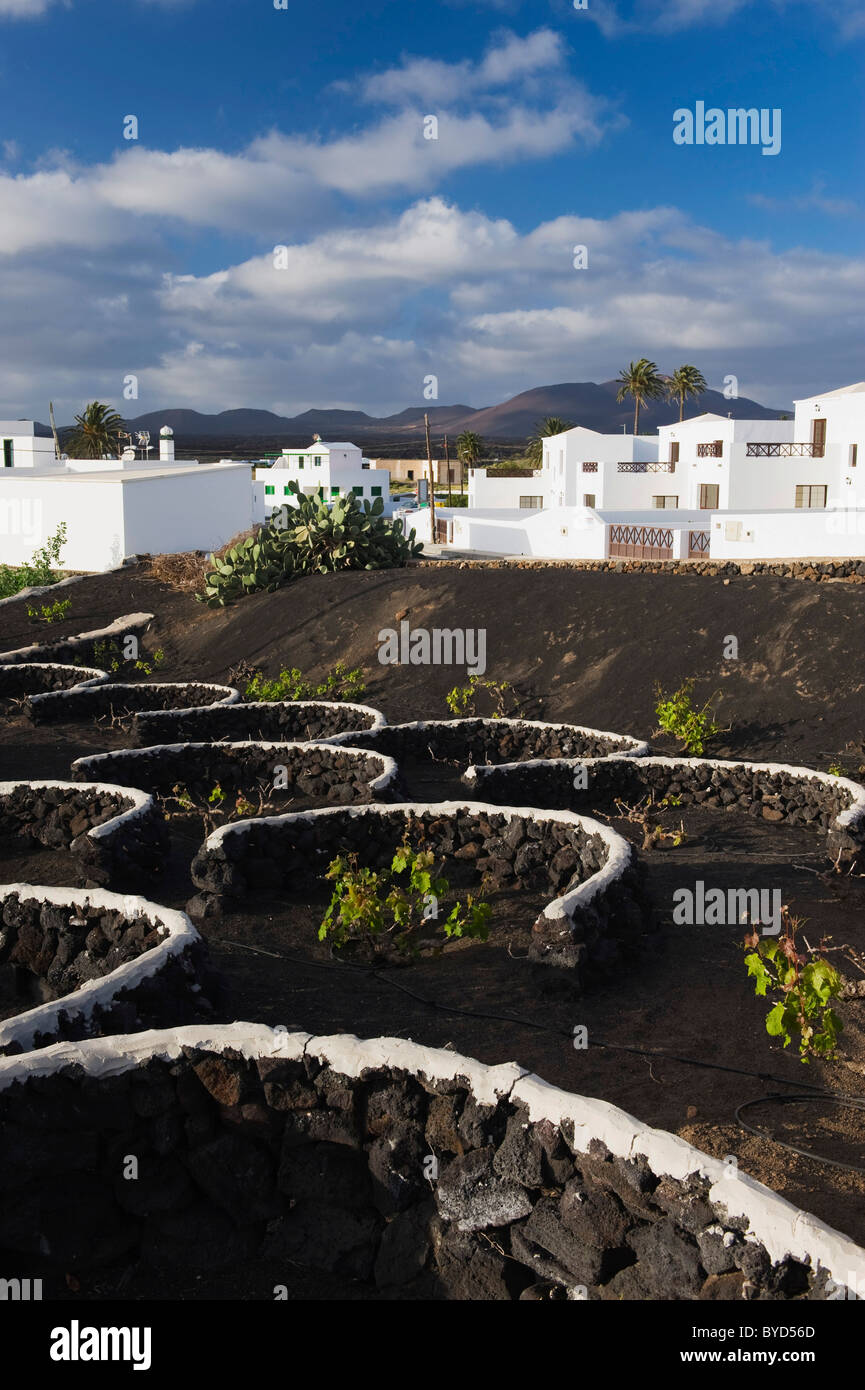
[616,461,676,473]
[696,442,724,458]
[746,442,825,458]
[582,461,598,472]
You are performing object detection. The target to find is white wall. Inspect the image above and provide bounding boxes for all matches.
[0,427,57,469]
[468,470,545,508]
[0,473,126,570]
[0,462,253,572]
[120,463,253,559]
[709,508,865,560]
[541,428,656,508]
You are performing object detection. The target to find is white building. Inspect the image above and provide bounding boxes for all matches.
[0,422,252,573]
[1,420,57,469]
[252,440,392,522]
[541,428,662,510]
[450,506,706,560]
[467,469,546,510]
[443,380,865,562]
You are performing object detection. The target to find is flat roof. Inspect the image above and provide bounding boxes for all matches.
[0,460,250,483]
[794,382,865,403]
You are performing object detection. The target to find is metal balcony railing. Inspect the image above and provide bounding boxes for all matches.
[745,442,825,457]
[616,461,676,473]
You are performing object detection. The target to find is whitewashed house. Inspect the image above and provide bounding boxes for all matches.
[0,420,58,469]
[0,422,252,573]
[443,381,865,562]
[252,440,392,522]
[540,428,662,510]
[468,468,546,510]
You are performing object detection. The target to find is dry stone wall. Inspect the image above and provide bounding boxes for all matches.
[466,755,865,864]
[0,1025,861,1300]
[0,889,214,1056]
[133,698,387,747]
[3,656,865,1299]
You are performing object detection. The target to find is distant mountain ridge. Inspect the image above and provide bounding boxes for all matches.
[61,381,789,442]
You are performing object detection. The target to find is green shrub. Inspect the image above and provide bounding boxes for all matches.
[198,484,423,606]
[445,676,514,719]
[319,838,491,957]
[654,678,722,755]
[243,660,366,702]
[744,908,843,1062]
[26,598,71,624]
[0,524,68,600]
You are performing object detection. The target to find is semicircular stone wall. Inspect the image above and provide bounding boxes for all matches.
[3,652,865,1299]
[0,1023,862,1301]
[0,778,166,888]
[188,799,643,975]
[465,754,865,865]
[27,681,240,725]
[323,716,649,768]
[0,662,108,697]
[0,886,213,1056]
[132,698,388,747]
[72,741,403,808]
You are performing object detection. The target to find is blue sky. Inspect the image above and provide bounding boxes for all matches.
[0,0,862,420]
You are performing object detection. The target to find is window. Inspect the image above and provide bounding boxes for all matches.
[669,442,679,467]
[2,439,12,467]
[852,444,858,468]
[652,495,679,508]
[330,486,340,496]
[699,484,719,509]
[407,469,414,481]
[811,419,826,457]
[520,495,544,509]
[371,486,382,497]
[297,459,304,469]
[352,486,363,496]
[314,456,322,466]
[264,485,275,495]
[582,494,596,508]
[283,486,291,495]
[795,485,827,509]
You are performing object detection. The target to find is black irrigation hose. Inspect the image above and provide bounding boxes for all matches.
[735,1094,865,1177]
[227,939,865,1169]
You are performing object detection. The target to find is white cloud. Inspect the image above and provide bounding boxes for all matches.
[362,28,567,105]
[3,196,858,422]
[587,0,865,37]
[0,35,619,256]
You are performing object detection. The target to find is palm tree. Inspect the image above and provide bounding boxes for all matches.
[526,416,573,467]
[665,365,707,422]
[65,401,127,459]
[615,359,666,435]
[456,430,483,489]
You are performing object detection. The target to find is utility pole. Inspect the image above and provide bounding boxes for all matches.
[48,401,61,460]
[444,433,452,505]
[424,412,436,543]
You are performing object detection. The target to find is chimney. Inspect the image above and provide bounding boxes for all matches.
[159,426,175,463]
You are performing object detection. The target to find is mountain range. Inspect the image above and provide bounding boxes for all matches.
[110,380,788,444]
